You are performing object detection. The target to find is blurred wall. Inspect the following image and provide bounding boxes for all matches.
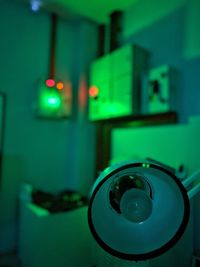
[122,0,200,121]
[115,0,200,253]
[0,1,97,253]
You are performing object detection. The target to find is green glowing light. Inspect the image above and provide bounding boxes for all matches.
[142,163,150,168]
[47,96,60,106]
[39,86,61,111]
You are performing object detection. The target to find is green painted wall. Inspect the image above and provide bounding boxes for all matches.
[184,0,200,59]
[123,0,200,59]
[117,0,200,252]
[0,1,97,252]
[123,0,187,37]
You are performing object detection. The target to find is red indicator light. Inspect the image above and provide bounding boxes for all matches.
[89,86,99,98]
[56,82,64,90]
[46,79,55,87]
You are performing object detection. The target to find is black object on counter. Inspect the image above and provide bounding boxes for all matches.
[31,189,88,213]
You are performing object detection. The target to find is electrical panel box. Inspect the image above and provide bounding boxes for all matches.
[88,44,148,121]
[147,65,175,114]
[36,79,72,119]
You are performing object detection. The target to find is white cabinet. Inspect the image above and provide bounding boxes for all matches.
[18,185,97,267]
[89,44,148,121]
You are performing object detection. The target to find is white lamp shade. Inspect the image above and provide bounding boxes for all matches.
[88,162,190,261]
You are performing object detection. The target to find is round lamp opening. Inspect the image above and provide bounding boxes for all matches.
[88,162,190,261]
[109,173,152,215]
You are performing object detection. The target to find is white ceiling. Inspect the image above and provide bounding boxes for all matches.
[29,0,139,23]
